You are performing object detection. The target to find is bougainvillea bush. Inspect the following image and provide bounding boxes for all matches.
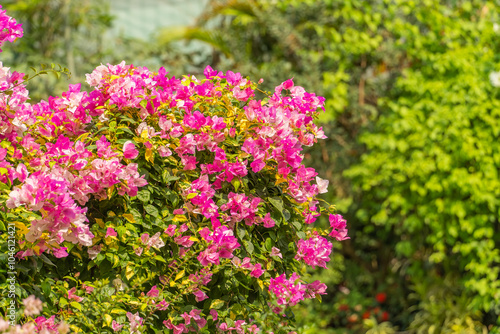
[0,7,348,334]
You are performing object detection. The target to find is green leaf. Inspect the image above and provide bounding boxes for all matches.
[244,240,254,254]
[70,301,82,311]
[291,220,302,231]
[210,299,225,310]
[153,255,166,263]
[282,209,291,221]
[265,238,273,251]
[59,297,68,308]
[137,190,151,203]
[268,197,284,212]
[162,170,180,184]
[236,225,246,240]
[144,205,159,217]
[41,280,51,296]
[39,253,56,267]
[231,178,241,191]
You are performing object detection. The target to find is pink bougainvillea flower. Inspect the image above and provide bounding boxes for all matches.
[0,6,23,51]
[163,319,188,334]
[173,208,184,215]
[250,263,265,278]
[111,320,123,332]
[82,284,94,294]
[156,300,169,310]
[123,140,139,159]
[87,244,102,260]
[146,285,160,298]
[126,312,143,334]
[164,224,177,237]
[105,227,117,238]
[140,233,150,244]
[197,226,240,265]
[328,214,349,241]
[134,247,143,256]
[189,309,207,329]
[270,247,282,258]
[193,289,208,302]
[210,309,218,321]
[67,287,83,302]
[53,247,69,258]
[295,235,332,269]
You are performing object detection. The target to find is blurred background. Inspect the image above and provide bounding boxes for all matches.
[3,0,500,332]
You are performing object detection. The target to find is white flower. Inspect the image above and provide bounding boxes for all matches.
[316,176,329,194]
[489,71,500,87]
[494,23,500,33]
[23,295,43,317]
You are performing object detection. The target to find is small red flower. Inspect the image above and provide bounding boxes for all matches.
[339,304,349,312]
[375,292,387,303]
[362,310,371,319]
[380,311,389,322]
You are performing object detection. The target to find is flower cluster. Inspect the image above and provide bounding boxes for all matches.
[197,226,240,266]
[269,273,327,309]
[163,309,206,334]
[0,5,23,51]
[0,6,349,333]
[0,296,69,334]
[295,234,333,269]
[329,214,350,241]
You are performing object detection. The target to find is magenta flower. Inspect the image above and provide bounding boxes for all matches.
[105,227,117,238]
[163,319,188,334]
[189,309,207,329]
[0,6,23,51]
[328,214,349,241]
[250,263,265,278]
[82,284,94,294]
[53,247,69,258]
[156,300,169,310]
[146,285,160,298]
[164,224,177,237]
[122,141,139,159]
[197,226,240,265]
[67,287,83,302]
[210,309,218,321]
[193,289,208,302]
[295,236,332,269]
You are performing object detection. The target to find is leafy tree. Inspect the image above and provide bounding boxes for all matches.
[346,0,500,329]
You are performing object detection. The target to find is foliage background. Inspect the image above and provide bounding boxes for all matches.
[2,0,500,333]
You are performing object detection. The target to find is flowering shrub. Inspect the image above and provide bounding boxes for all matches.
[0,6,348,333]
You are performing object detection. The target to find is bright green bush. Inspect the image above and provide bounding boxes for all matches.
[346,0,500,327]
